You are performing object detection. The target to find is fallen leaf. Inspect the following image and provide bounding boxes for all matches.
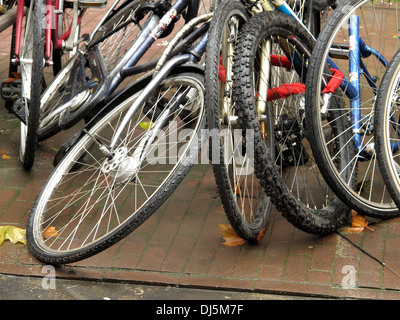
[2,153,11,159]
[42,226,59,239]
[139,121,154,130]
[219,224,245,247]
[256,227,267,243]
[0,226,26,245]
[344,210,374,233]
[4,72,21,83]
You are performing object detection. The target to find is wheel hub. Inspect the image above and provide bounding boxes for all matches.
[101,147,140,184]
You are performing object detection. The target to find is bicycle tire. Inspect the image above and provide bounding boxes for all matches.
[19,0,45,170]
[27,71,206,264]
[375,50,400,215]
[205,0,271,242]
[305,0,400,217]
[233,11,350,235]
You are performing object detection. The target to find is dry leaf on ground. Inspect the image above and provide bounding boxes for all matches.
[4,72,21,83]
[256,227,267,243]
[344,210,374,233]
[0,226,26,245]
[218,224,267,246]
[218,224,245,247]
[0,150,11,159]
[42,226,59,239]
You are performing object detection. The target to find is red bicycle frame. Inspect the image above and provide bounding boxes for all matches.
[13,0,84,65]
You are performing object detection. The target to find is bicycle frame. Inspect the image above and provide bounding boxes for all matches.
[13,0,84,65]
[320,15,390,158]
[103,0,194,97]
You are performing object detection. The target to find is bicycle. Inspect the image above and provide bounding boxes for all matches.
[25,4,217,264]
[375,49,400,214]
[305,0,400,218]
[1,0,87,170]
[15,0,214,171]
[205,0,351,237]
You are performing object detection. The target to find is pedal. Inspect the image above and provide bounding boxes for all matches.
[10,97,27,125]
[78,0,107,8]
[1,78,21,102]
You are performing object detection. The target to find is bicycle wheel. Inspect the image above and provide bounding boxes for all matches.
[18,0,45,170]
[375,50,400,213]
[305,0,400,218]
[233,11,350,235]
[17,0,76,169]
[205,0,271,242]
[27,72,206,264]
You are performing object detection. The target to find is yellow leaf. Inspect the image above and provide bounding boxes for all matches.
[1,152,10,159]
[344,210,374,233]
[42,226,59,239]
[345,226,365,233]
[218,224,245,247]
[139,121,154,130]
[0,226,26,245]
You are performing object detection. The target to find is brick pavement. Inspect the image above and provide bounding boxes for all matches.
[2,4,400,301]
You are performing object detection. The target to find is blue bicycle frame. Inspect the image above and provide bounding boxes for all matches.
[273,1,393,160]
[104,0,194,97]
[332,15,389,157]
